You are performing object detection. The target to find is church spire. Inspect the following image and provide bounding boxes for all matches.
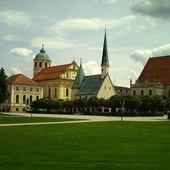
[101,29,109,79]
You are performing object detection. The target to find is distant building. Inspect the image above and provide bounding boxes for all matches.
[130,55,170,98]
[5,74,43,112]
[72,30,116,100]
[33,45,79,100]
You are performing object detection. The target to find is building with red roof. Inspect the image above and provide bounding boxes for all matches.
[130,55,170,98]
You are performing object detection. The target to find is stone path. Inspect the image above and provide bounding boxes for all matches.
[0,112,168,127]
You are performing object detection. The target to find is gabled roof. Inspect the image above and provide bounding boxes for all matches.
[137,55,170,85]
[72,61,85,89]
[76,74,105,95]
[7,74,39,86]
[33,63,71,81]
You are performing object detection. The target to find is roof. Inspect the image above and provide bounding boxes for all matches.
[35,45,50,61]
[33,63,71,81]
[7,74,39,86]
[137,55,170,85]
[101,29,109,67]
[72,61,85,89]
[76,74,104,95]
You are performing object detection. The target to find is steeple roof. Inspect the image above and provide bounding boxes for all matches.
[72,59,85,89]
[101,29,109,67]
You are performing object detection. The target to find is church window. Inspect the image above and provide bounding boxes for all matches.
[66,88,69,96]
[55,88,57,97]
[35,62,37,68]
[45,62,47,67]
[36,95,39,100]
[16,95,19,104]
[39,62,42,67]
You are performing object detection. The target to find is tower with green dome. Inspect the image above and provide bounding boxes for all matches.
[33,45,51,77]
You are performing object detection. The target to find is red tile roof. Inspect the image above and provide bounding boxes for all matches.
[7,74,40,86]
[33,64,71,81]
[138,55,170,85]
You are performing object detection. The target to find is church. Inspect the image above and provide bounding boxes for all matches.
[72,30,116,99]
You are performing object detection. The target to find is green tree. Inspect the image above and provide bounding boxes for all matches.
[0,68,9,109]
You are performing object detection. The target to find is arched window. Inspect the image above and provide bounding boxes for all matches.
[23,95,26,104]
[16,95,19,103]
[66,88,69,96]
[48,88,51,98]
[45,62,47,67]
[36,95,39,100]
[55,88,57,97]
[39,62,42,67]
[35,62,37,68]
[30,95,33,103]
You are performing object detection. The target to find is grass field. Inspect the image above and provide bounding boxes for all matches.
[0,116,170,169]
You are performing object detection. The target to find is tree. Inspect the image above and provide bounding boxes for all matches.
[0,68,9,109]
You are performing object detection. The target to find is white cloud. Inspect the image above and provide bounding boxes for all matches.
[10,67,23,75]
[104,0,117,3]
[130,44,170,65]
[9,48,32,58]
[83,61,100,75]
[0,9,32,27]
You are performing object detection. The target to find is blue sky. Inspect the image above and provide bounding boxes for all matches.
[1,0,170,87]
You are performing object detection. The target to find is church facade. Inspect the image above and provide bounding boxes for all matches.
[32,45,79,101]
[72,30,116,100]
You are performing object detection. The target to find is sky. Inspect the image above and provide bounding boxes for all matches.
[1,0,170,87]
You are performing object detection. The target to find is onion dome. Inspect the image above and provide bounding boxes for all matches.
[35,45,50,60]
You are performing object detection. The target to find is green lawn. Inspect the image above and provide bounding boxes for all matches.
[0,121,170,169]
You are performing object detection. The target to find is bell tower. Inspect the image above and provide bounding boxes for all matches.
[33,45,51,77]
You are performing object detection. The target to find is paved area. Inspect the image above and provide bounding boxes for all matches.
[0,112,169,127]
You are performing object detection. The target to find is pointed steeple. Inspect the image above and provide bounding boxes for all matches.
[101,29,109,79]
[101,28,109,67]
[72,58,85,89]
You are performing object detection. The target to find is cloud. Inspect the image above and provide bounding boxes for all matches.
[104,0,117,3]
[130,44,170,65]
[0,9,32,27]
[2,34,20,42]
[49,16,136,33]
[129,0,170,20]
[83,61,100,75]
[9,48,32,58]
[10,67,23,75]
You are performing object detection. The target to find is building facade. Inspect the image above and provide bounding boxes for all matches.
[5,74,43,112]
[32,45,79,101]
[130,55,170,98]
[72,30,116,100]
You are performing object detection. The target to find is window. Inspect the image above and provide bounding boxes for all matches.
[16,95,19,103]
[55,88,57,97]
[36,95,39,100]
[16,86,19,91]
[30,95,33,103]
[141,90,144,95]
[45,62,47,67]
[66,72,69,78]
[36,87,39,92]
[23,87,26,91]
[39,62,42,67]
[35,62,37,68]
[133,90,136,96]
[23,95,26,104]
[30,87,33,91]
[66,88,69,96]
[48,88,51,98]
[149,90,152,95]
